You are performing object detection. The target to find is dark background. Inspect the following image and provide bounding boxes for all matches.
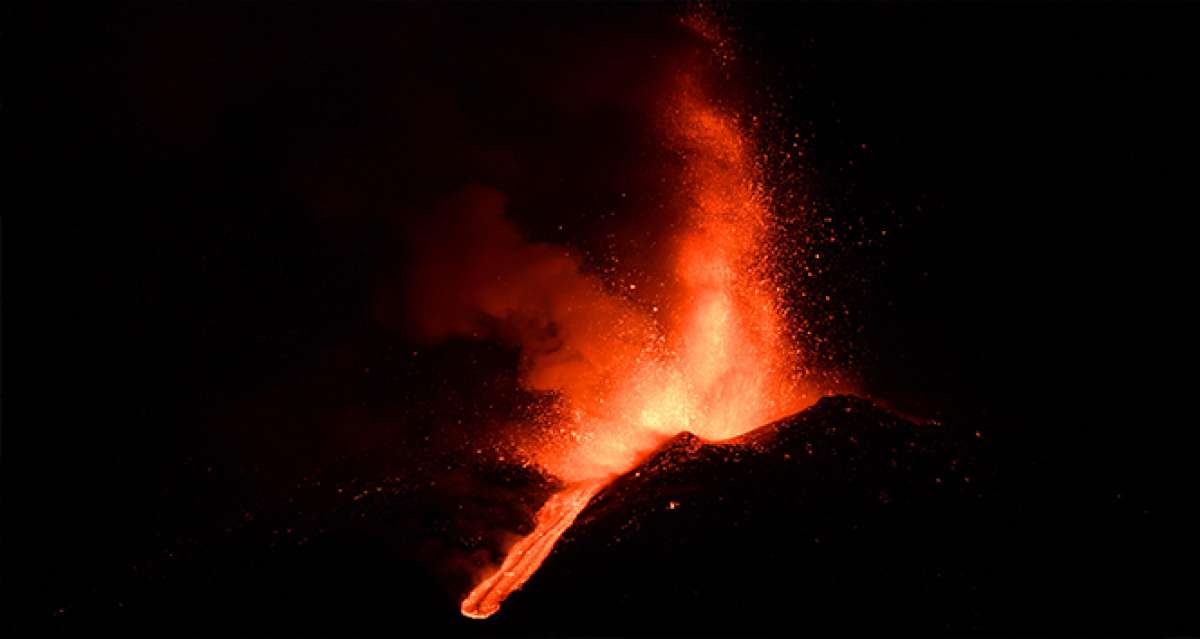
[9,1,1197,634]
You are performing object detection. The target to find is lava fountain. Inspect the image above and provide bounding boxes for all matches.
[458,14,815,619]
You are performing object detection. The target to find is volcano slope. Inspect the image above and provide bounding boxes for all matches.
[39,394,1170,635]
[478,395,1001,634]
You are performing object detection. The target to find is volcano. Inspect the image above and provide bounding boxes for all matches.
[39,394,998,635]
[24,2,1196,636]
[469,394,995,633]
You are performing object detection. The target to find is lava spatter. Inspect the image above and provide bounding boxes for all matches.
[459,12,819,618]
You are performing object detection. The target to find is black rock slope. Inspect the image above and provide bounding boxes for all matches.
[485,395,998,634]
[34,395,1180,635]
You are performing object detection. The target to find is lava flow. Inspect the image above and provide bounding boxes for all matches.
[460,480,607,619]
[458,15,814,620]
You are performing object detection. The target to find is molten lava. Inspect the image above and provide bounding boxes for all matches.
[459,14,813,619]
[460,479,607,620]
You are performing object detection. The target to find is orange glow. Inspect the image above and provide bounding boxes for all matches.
[460,15,815,619]
[524,76,811,483]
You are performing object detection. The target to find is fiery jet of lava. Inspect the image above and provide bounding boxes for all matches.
[460,14,812,620]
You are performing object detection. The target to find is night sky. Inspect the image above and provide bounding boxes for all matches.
[10,2,1198,634]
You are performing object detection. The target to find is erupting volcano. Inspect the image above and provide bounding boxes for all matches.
[33,2,1186,634]
[455,14,820,620]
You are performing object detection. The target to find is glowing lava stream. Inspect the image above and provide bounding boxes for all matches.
[460,479,608,619]
[460,14,814,620]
